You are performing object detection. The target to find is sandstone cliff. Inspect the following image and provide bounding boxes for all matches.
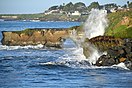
[1,28,69,48]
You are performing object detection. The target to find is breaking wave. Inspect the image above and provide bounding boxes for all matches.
[0,44,44,50]
[38,47,129,70]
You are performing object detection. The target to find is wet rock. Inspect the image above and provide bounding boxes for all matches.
[1,28,69,48]
[107,47,126,59]
[119,57,126,62]
[89,36,124,51]
[95,55,115,66]
[83,36,124,58]
[96,38,132,69]
[124,61,132,70]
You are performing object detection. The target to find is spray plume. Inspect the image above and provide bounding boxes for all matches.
[83,9,108,64]
[84,9,108,39]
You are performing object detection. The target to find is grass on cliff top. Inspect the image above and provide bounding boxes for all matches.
[105,10,132,38]
[113,27,132,38]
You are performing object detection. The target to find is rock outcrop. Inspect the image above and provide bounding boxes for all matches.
[83,36,124,58]
[95,38,132,70]
[1,28,69,48]
[89,36,124,51]
[83,36,132,69]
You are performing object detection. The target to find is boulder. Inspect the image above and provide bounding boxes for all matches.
[95,55,115,66]
[124,61,132,70]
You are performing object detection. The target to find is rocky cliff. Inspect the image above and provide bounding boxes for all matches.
[83,36,132,69]
[1,28,69,48]
[83,36,124,58]
[95,38,132,70]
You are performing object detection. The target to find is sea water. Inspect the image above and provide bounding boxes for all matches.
[0,21,132,88]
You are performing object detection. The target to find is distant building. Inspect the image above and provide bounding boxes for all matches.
[110,8,117,13]
[81,12,89,15]
[118,6,123,10]
[117,6,130,12]
[71,11,81,16]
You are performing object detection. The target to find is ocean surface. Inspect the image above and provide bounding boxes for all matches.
[0,21,132,88]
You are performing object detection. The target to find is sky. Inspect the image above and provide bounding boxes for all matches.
[0,0,131,14]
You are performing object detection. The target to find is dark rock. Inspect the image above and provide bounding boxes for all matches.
[83,36,124,58]
[119,57,126,62]
[107,47,126,59]
[124,43,131,54]
[107,48,118,57]
[126,53,132,62]
[126,52,132,58]
[95,55,115,66]
[95,38,132,69]
[124,61,132,70]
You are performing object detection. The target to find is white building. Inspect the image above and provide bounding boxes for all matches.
[71,11,81,16]
[110,8,117,13]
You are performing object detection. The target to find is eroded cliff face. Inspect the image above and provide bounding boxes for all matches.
[95,38,132,69]
[1,28,69,48]
[82,36,124,58]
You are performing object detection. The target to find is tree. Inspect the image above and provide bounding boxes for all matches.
[122,4,127,8]
[74,2,86,12]
[103,3,117,10]
[87,2,100,11]
[58,5,64,10]
[129,2,132,8]
[63,2,74,12]
[48,6,58,10]
[127,1,129,6]
[74,2,86,8]
[127,1,132,8]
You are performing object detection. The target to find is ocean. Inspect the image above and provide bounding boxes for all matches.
[0,21,132,88]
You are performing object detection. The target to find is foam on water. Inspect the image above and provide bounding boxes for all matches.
[39,9,128,70]
[0,44,44,50]
[39,47,90,68]
[38,47,127,70]
[112,63,129,70]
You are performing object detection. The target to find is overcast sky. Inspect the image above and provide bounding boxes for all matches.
[0,0,130,14]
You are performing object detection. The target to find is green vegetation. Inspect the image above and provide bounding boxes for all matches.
[48,6,59,10]
[13,28,37,36]
[18,14,44,20]
[127,1,132,8]
[49,1,119,12]
[63,2,74,12]
[0,14,44,20]
[105,11,132,38]
[87,2,100,11]
[0,1,131,22]
[103,3,117,9]
[50,2,87,12]
[39,14,87,21]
